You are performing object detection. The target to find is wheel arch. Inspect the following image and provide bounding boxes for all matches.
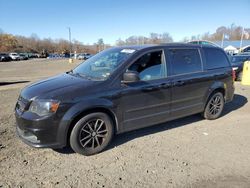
[65,106,118,146]
[203,82,226,109]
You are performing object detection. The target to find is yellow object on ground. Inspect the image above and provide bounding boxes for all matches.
[69,58,73,63]
[241,61,250,85]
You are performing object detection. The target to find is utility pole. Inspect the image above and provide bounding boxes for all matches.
[221,33,224,48]
[67,27,72,63]
[240,27,244,50]
[67,27,72,55]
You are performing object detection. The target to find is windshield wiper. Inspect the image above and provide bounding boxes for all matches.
[66,70,88,79]
[68,71,102,81]
[75,73,93,80]
[66,70,87,78]
[66,69,73,74]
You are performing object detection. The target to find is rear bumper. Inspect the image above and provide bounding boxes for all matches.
[225,83,235,103]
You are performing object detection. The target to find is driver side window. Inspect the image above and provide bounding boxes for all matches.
[128,50,167,81]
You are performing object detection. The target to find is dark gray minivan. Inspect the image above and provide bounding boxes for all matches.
[15,44,235,155]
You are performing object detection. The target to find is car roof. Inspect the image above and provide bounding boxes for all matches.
[115,43,220,51]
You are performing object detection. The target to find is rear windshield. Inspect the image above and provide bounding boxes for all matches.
[203,48,230,70]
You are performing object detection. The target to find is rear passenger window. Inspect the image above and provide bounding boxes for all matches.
[204,48,230,69]
[169,49,202,75]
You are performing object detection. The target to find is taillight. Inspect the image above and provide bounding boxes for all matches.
[232,69,236,81]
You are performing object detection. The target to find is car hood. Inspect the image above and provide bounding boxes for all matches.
[21,73,96,100]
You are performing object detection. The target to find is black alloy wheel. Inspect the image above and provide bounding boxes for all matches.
[203,92,224,120]
[70,112,114,155]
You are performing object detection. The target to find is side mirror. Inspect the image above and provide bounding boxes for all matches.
[122,71,140,83]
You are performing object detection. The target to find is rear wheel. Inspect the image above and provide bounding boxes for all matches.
[203,92,224,120]
[70,112,114,155]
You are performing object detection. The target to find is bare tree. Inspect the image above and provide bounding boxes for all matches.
[0,34,18,52]
[97,38,104,52]
[161,32,173,43]
[116,38,125,46]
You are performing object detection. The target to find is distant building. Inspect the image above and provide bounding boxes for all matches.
[214,40,250,49]
[214,40,250,55]
[224,45,238,55]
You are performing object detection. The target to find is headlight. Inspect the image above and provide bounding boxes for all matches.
[29,99,60,117]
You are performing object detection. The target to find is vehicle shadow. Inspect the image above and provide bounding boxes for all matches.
[108,94,248,151]
[54,94,247,155]
[108,114,203,150]
[0,81,30,86]
[222,94,248,116]
[53,147,75,154]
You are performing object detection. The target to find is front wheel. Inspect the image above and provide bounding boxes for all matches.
[70,112,114,155]
[203,92,224,120]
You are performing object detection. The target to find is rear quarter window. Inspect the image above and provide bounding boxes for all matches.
[203,48,230,70]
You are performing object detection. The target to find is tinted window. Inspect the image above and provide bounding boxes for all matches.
[204,48,230,69]
[169,49,202,75]
[128,51,166,81]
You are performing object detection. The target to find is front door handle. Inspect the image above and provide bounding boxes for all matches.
[173,81,185,86]
[159,83,172,89]
[142,86,159,91]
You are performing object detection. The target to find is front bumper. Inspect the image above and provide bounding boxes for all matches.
[15,110,66,149]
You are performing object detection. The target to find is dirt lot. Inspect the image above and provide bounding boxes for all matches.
[0,59,250,188]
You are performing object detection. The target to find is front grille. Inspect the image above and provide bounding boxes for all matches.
[16,95,30,112]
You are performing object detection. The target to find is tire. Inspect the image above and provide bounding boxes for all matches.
[70,112,114,155]
[203,92,224,120]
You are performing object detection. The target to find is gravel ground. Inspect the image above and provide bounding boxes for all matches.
[0,59,250,188]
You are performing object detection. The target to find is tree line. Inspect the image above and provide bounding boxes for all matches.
[116,24,249,45]
[0,34,103,55]
[182,24,250,42]
[116,32,173,46]
[0,24,249,54]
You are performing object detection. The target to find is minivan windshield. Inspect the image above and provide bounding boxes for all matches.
[72,48,136,80]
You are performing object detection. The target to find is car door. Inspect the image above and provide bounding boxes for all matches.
[167,47,209,119]
[120,49,172,132]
